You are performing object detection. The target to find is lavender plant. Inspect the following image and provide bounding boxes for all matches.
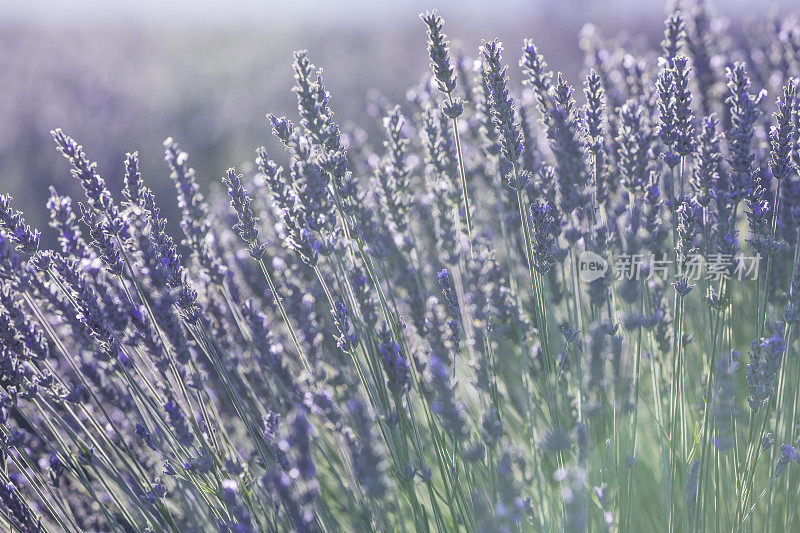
[2,1,800,532]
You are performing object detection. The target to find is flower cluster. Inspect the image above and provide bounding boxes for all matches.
[2,2,800,531]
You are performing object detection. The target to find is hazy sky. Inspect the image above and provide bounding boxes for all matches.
[1,0,783,26]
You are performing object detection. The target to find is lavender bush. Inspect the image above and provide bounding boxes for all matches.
[2,1,800,531]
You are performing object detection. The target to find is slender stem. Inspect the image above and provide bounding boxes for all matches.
[694,277,728,530]
[447,93,473,240]
[257,257,310,370]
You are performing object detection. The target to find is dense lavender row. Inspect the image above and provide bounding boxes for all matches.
[2,0,800,531]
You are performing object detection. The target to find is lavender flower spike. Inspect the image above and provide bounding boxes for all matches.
[769,79,796,183]
[481,39,523,172]
[222,167,266,259]
[0,195,40,255]
[726,63,765,201]
[420,10,457,96]
[51,129,130,239]
[746,333,786,411]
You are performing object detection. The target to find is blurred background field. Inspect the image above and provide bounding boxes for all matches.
[0,0,792,236]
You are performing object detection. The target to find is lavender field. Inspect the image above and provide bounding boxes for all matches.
[2,0,800,531]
